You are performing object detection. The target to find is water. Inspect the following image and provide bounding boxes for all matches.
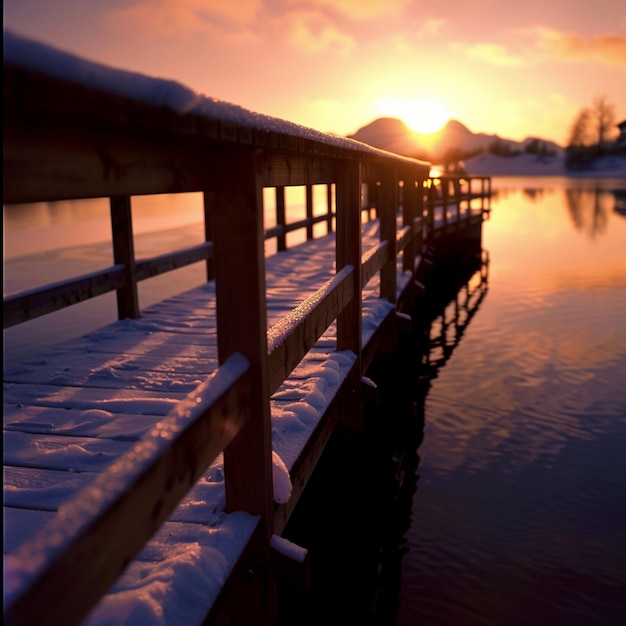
[2,187,328,366]
[3,193,209,367]
[277,177,626,626]
[4,177,626,624]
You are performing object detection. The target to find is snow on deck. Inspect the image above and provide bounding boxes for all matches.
[3,219,406,626]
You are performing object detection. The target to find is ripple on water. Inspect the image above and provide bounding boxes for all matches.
[400,205,626,623]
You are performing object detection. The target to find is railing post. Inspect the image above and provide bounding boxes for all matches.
[203,191,215,280]
[378,166,397,304]
[276,186,287,252]
[211,149,275,624]
[426,179,436,248]
[336,160,362,355]
[110,195,139,320]
[402,175,418,275]
[326,183,333,233]
[336,159,362,429]
[480,177,487,213]
[442,177,449,229]
[306,184,314,240]
[416,178,425,257]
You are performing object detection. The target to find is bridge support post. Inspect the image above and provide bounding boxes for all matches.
[378,166,398,306]
[336,159,363,430]
[203,191,215,280]
[211,148,275,625]
[110,195,140,320]
[402,176,418,275]
[275,186,287,252]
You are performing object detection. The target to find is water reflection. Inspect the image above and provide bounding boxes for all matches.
[420,251,489,377]
[612,189,626,217]
[277,252,490,625]
[3,193,204,260]
[564,186,612,239]
[278,176,626,625]
[521,187,550,202]
[395,178,626,626]
[493,180,625,241]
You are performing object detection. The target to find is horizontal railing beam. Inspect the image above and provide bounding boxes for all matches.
[266,265,355,394]
[264,212,334,242]
[3,265,126,328]
[361,240,392,289]
[261,153,338,188]
[4,65,430,205]
[3,242,215,328]
[396,224,412,254]
[4,353,252,626]
[134,241,214,281]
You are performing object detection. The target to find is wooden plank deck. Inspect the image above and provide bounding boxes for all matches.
[3,221,399,624]
[4,211,487,625]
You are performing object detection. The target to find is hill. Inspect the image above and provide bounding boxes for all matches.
[347,117,563,168]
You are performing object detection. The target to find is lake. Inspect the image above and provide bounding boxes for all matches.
[276,176,626,625]
[4,176,626,624]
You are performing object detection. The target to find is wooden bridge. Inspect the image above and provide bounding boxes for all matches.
[3,38,491,626]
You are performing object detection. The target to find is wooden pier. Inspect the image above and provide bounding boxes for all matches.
[3,43,491,626]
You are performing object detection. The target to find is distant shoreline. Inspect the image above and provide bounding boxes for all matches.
[463,153,626,178]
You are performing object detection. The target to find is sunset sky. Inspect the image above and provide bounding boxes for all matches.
[4,0,626,146]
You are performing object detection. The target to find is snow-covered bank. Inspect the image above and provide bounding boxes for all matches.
[464,153,626,178]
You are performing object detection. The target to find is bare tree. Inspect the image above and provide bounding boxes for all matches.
[566,95,619,169]
[567,108,591,147]
[591,94,616,149]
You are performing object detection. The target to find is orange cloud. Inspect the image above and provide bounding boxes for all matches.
[107,0,262,35]
[453,42,526,67]
[283,10,356,54]
[418,18,446,38]
[283,0,409,20]
[531,27,626,69]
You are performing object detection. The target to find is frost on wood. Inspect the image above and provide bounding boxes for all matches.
[270,535,308,563]
[3,30,420,159]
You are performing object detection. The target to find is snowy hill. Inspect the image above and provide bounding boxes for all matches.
[347,117,423,157]
[464,152,626,177]
[347,116,626,177]
[348,117,563,163]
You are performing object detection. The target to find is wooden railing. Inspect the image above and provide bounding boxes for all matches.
[3,53,489,626]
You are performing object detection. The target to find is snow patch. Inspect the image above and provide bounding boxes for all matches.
[270,535,308,563]
[271,451,292,504]
[3,30,401,156]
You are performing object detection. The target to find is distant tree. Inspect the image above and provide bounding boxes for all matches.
[488,138,521,157]
[566,95,618,170]
[566,108,593,170]
[440,146,482,171]
[590,94,616,150]
[525,138,557,158]
[567,108,592,148]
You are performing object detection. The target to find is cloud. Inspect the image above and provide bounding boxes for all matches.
[531,27,626,69]
[107,0,262,35]
[454,42,526,67]
[106,0,378,50]
[418,18,446,38]
[283,0,409,20]
[282,10,356,54]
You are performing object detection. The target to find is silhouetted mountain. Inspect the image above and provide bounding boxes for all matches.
[348,117,563,165]
[348,117,421,157]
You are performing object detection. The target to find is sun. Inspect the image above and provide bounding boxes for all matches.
[406,98,450,134]
[373,96,450,134]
